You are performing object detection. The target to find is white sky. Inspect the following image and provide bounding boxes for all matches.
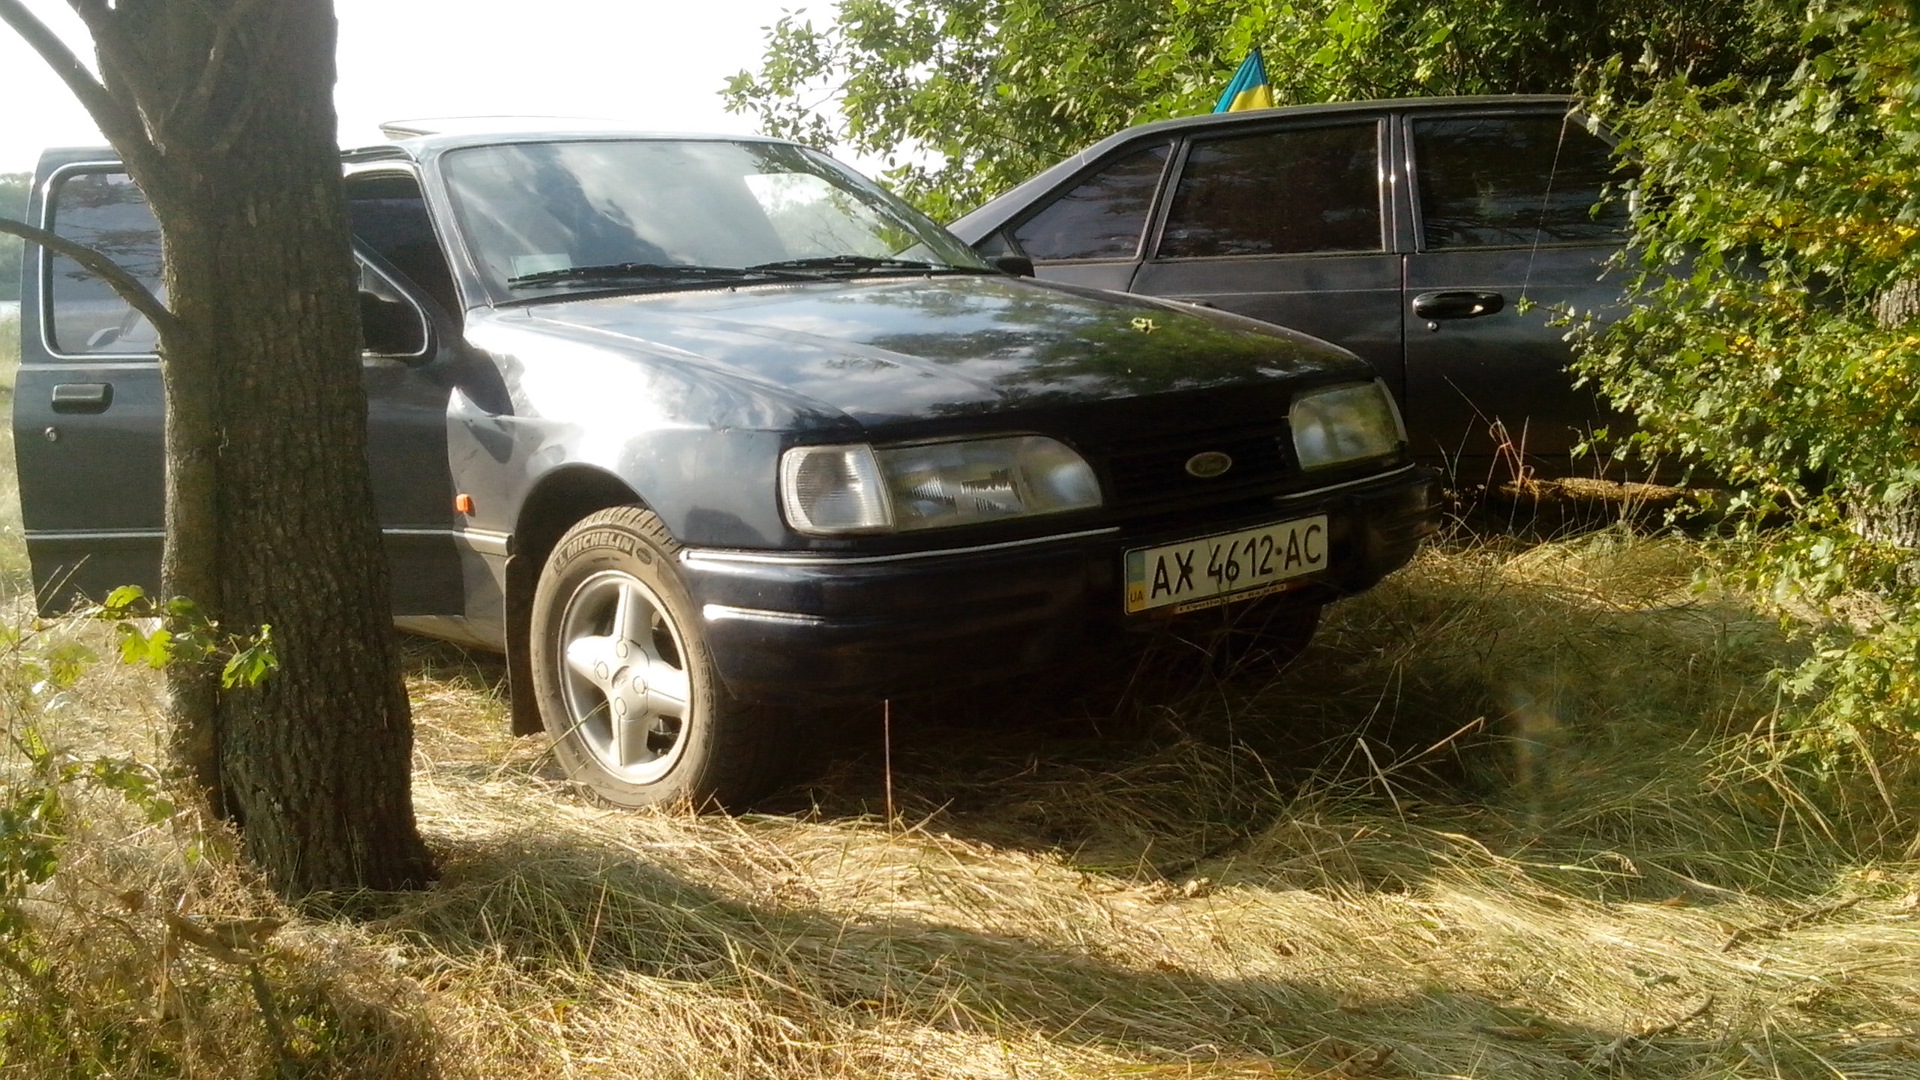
[0,0,824,175]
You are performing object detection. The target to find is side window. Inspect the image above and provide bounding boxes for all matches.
[46,170,163,356]
[1010,142,1170,262]
[358,260,429,358]
[346,172,461,315]
[1158,123,1383,258]
[1411,114,1631,249]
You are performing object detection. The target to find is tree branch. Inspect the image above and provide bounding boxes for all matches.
[0,0,160,175]
[0,216,180,342]
[181,0,272,135]
[210,0,288,156]
[144,0,271,144]
[66,0,108,28]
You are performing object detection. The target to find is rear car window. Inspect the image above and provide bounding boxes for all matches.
[1157,123,1383,258]
[45,170,163,356]
[1411,114,1631,249]
[1011,142,1170,262]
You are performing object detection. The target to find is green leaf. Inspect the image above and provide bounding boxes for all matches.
[42,642,96,690]
[115,623,174,670]
[222,624,279,689]
[102,584,146,612]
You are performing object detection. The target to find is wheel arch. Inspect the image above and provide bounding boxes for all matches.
[503,464,651,735]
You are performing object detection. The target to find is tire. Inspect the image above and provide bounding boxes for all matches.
[529,506,785,809]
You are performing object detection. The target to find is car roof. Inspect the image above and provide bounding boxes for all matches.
[948,94,1577,239]
[1071,93,1573,139]
[341,125,798,165]
[36,124,801,173]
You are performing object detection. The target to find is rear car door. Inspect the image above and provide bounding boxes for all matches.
[1400,107,1632,469]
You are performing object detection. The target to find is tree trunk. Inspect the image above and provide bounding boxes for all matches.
[90,0,432,894]
[1853,278,1920,551]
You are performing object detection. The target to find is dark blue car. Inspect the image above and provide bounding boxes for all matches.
[13,126,1440,807]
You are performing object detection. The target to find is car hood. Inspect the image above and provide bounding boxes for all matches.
[502,275,1368,427]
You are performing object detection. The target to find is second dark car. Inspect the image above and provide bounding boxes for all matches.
[949,95,1635,480]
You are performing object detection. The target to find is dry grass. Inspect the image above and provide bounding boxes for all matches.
[0,313,23,595]
[0,311,17,382]
[5,509,1920,1076]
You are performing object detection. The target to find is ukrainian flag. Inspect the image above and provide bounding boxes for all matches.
[1213,48,1274,113]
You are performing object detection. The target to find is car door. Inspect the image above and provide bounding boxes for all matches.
[13,159,168,604]
[1127,117,1408,403]
[352,255,466,616]
[14,157,465,615]
[1400,107,1632,470]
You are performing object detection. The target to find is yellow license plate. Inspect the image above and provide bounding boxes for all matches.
[1124,516,1328,614]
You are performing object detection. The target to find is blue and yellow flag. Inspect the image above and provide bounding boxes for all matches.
[1212,49,1274,113]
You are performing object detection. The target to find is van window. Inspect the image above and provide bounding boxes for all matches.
[45,170,164,356]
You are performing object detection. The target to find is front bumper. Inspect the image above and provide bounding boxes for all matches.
[680,464,1442,699]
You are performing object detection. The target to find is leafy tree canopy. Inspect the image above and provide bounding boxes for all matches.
[726,0,1796,218]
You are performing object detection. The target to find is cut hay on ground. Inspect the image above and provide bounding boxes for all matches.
[5,532,1919,1078]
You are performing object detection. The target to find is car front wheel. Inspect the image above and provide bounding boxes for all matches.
[530,506,785,809]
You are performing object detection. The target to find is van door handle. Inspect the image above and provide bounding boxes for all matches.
[50,382,114,414]
[1412,290,1506,320]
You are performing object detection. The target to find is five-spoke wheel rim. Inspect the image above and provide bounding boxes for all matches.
[554,569,694,784]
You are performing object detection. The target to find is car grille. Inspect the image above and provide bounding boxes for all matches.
[1100,423,1293,508]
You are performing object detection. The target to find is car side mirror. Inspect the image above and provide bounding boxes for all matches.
[359,289,428,357]
[989,254,1035,278]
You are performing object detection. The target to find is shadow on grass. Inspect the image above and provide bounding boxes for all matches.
[756,538,1834,904]
[360,825,1647,1080]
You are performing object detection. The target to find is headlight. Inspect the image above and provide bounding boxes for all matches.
[1290,380,1405,470]
[779,444,891,533]
[780,436,1102,535]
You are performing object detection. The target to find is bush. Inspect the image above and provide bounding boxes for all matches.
[1580,0,1920,761]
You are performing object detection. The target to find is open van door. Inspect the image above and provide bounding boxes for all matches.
[13,154,167,607]
[13,151,467,618]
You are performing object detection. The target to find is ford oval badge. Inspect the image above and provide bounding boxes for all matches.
[1184,451,1233,479]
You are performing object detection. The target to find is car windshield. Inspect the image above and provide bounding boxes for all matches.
[439,138,991,302]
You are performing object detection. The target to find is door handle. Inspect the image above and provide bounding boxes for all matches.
[50,382,114,414]
[1412,290,1506,320]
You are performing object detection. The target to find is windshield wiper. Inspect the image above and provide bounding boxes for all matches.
[746,254,975,275]
[507,262,811,289]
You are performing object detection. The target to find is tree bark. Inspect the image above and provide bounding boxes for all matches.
[5,0,434,894]
[1854,278,1920,551]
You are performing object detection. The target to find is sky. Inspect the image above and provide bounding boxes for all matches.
[0,0,822,175]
